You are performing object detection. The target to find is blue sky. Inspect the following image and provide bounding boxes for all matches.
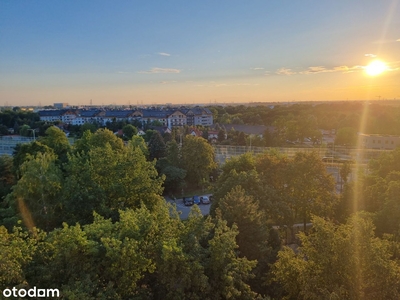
[1,0,400,105]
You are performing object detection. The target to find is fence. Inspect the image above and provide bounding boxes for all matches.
[213,145,389,164]
[0,136,35,155]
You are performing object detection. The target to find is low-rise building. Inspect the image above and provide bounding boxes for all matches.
[39,110,63,122]
[71,110,104,125]
[358,133,400,150]
[142,109,168,127]
[39,109,77,123]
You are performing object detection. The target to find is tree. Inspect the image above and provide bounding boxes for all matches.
[163,132,172,143]
[273,214,400,299]
[19,124,31,137]
[0,155,17,229]
[9,152,63,231]
[217,129,226,142]
[0,155,15,199]
[13,142,54,177]
[122,124,138,140]
[263,129,274,146]
[348,148,400,235]
[79,122,97,135]
[288,152,337,231]
[296,114,318,143]
[130,135,149,157]
[73,128,125,155]
[335,127,357,146]
[148,131,166,160]
[375,180,400,236]
[206,217,257,300]
[181,135,217,187]
[0,226,37,287]
[166,140,180,167]
[144,129,157,142]
[202,129,209,140]
[237,132,246,146]
[309,129,323,145]
[23,203,258,298]
[39,126,71,163]
[62,143,164,225]
[340,161,352,188]
[218,186,272,261]
[157,159,186,194]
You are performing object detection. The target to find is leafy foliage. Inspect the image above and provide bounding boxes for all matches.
[181,135,217,187]
[273,214,400,300]
[148,131,166,160]
[2,204,258,299]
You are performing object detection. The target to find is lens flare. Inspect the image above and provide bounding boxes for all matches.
[365,60,387,76]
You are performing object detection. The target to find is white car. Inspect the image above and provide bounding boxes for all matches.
[200,196,210,204]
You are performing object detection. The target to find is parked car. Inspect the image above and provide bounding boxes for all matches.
[193,195,201,205]
[200,196,210,204]
[183,197,193,206]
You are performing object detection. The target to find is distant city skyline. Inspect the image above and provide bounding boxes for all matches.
[1,1,400,106]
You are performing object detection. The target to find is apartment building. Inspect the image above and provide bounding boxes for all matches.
[39,106,213,129]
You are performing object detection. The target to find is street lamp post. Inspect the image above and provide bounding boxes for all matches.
[249,134,252,153]
[27,129,36,141]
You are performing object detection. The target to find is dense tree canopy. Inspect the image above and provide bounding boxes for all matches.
[213,151,337,233]
[2,112,400,298]
[1,205,257,299]
[181,135,217,187]
[274,214,400,300]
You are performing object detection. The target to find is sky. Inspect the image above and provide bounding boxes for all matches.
[1,0,400,106]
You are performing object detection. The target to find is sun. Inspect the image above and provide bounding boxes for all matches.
[365,60,387,76]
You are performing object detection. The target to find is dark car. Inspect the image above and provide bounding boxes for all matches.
[183,197,193,206]
[193,195,201,205]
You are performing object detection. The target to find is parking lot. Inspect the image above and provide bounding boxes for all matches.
[165,194,212,219]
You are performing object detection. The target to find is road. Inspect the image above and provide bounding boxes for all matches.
[165,195,212,219]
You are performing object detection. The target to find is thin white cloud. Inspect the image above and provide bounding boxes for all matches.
[250,67,264,70]
[159,81,177,84]
[138,68,181,74]
[158,52,171,57]
[300,65,364,74]
[300,66,328,74]
[396,39,400,42]
[276,68,296,75]
[333,66,349,71]
[365,53,377,58]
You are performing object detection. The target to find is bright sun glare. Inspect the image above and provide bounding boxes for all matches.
[365,60,387,76]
